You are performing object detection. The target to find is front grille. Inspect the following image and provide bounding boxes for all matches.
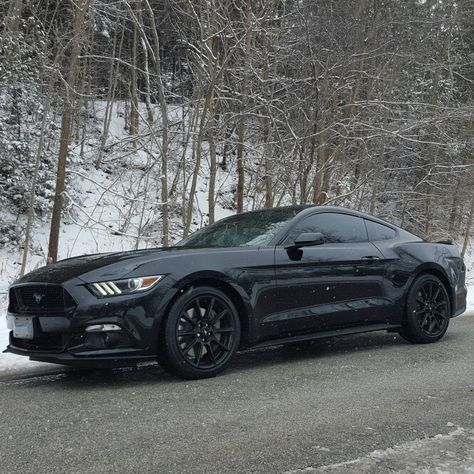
[9,285,76,314]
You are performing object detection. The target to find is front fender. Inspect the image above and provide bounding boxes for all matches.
[155,270,256,348]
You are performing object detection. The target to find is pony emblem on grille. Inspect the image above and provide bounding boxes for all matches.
[33,293,45,304]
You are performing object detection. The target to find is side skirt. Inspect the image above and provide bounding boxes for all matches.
[252,323,401,350]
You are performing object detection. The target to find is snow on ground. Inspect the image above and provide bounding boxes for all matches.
[463,245,474,305]
[286,426,474,473]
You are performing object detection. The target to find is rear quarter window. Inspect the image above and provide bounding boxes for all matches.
[365,220,397,241]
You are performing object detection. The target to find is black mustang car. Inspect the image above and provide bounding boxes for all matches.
[5,206,467,379]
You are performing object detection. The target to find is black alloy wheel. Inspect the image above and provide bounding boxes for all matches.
[400,274,450,343]
[160,286,240,379]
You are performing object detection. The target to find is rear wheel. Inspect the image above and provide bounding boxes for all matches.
[159,286,240,379]
[399,274,450,344]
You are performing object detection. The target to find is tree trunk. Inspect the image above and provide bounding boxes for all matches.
[96,22,124,168]
[129,15,139,137]
[208,92,217,224]
[208,132,217,224]
[235,117,245,213]
[424,186,432,238]
[5,0,23,34]
[144,0,169,246]
[235,0,253,214]
[184,85,214,237]
[220,124,234,171]
[139,2,154,126]
[21,80,54,275]
[263,121,273,208]
[47,0,89,263]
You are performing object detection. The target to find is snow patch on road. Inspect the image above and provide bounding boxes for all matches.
[286,427,474,473]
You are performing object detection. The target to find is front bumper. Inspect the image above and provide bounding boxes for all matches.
[5,312,157,368]
[4,277,173,367]
[5,334,156,368]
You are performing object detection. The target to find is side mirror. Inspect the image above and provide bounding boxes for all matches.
[289,232,325,249]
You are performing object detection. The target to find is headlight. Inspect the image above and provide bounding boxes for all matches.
[87,275,164,297]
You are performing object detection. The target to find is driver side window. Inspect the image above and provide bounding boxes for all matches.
[285,212,368,244]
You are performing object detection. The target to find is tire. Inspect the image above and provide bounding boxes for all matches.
[158,286,241,379]
[399,274,451,344]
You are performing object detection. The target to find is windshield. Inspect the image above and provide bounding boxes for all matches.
[177,208,302,248]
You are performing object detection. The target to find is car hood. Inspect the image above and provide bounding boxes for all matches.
[14,247,192,285]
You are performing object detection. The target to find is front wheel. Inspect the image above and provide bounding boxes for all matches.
[399,274,451,344]
[159,287,241,379]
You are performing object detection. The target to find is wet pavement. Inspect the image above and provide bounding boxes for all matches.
[1,314,473,473]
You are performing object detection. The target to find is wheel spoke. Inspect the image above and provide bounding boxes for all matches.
[428,282,434,300]
[212,337,230,352]
[419,287,428,302]
[414,307,427,317]
[428,319,437,333]
[195,341,204,365]
[433,310,446,320]
[183,338,198,354]
[211,309,228,325]
[213,327,233,334]
[420,313,429,328]
[206,343,217,364]
[177,330,195,337]
[432,286,441,302]
[194,298,202,320]
[204,297,215,321]
[181,313,196,327]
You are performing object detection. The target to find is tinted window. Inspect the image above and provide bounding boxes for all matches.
[286,213,368,244]
[366,220,397,241]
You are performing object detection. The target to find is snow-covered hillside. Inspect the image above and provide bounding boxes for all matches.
[0,101,236,292]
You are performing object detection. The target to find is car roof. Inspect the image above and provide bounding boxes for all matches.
[264,205,424,245]
[293,205,399,228]
[237,204,400,230]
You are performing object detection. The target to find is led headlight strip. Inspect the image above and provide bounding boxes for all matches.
[89,275,163,297]
[93,282,121,296]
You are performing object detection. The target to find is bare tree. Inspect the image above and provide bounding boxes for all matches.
[47,0,90,263]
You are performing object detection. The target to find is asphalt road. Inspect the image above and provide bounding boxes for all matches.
[1,314,473,474]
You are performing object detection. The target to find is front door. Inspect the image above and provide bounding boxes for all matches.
[260,212,390,339]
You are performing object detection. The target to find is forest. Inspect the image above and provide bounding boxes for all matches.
[0,0,473,274]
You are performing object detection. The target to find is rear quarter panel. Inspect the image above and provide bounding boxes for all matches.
[374,240,466,320]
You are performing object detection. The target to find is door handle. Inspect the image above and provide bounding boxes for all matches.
[361,256,381,262]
